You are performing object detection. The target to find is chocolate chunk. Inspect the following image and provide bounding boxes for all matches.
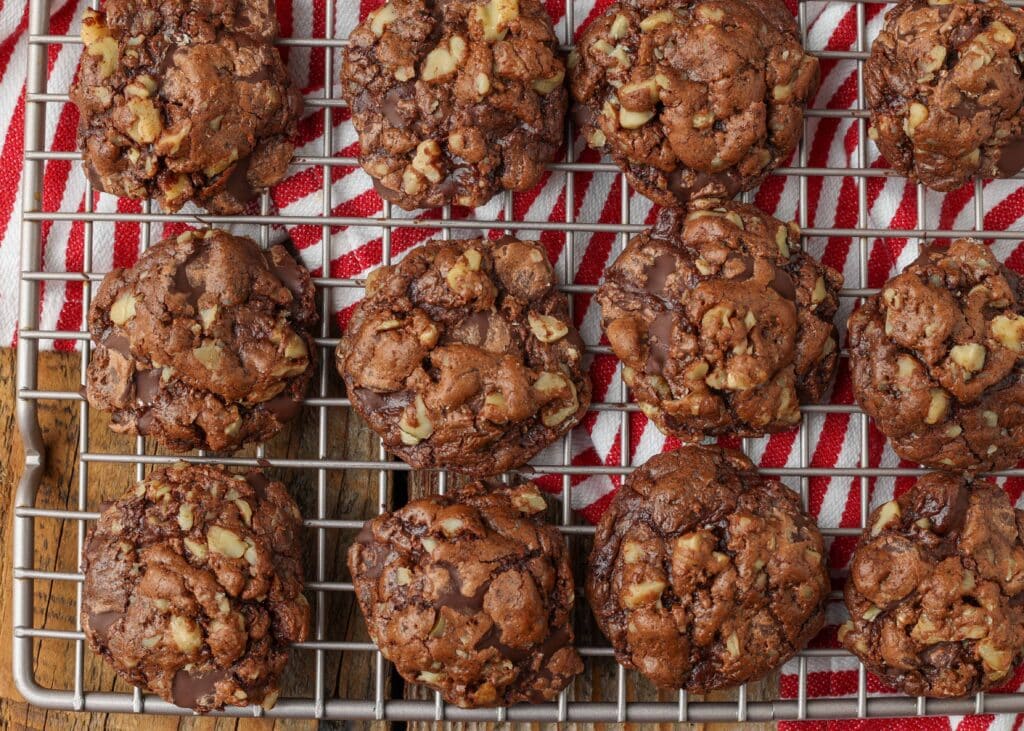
[171,668,230,710]
[81,464,309,712]
[997,135,1024,177]
[588,445,829,691]
[87,610,121,645]
[133,369,162,406]
[348,481,582,708]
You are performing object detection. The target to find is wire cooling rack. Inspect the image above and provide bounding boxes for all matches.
[14,0,1024,723]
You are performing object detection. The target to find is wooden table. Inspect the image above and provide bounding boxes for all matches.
[0,347,774,730]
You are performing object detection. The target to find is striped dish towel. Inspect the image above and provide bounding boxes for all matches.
[5,0,1024,725]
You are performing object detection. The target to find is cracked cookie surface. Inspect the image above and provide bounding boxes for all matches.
[348,481,583,707]
[848,239,1024,472]
[69,0,303,213]
[335,237,590,477]
[341,0,567,211]
[587,445,829,691]
[841,473,1024,697]
[569,0,818,208]
[865,0,1024,191]
[82,464,309,712]
[86,228,318,453]
[597,204,842,440]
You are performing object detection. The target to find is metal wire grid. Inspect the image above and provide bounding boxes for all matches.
[13,0,1024,723]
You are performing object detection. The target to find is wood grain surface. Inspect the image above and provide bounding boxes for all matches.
[0,347,775,730]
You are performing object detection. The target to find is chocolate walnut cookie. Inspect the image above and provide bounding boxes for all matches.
[841,473,1024,697]
[336,237,590,476]
[865,0,1024,191]
[848,239,1024,472]
[82,464,309,711]
[342,0,567,210]
[86,228,317,453]
[69,0,303,213]
[349,481,583,707]
[588,445,829,691]
[570,0,819,208]
[597,204,843,440]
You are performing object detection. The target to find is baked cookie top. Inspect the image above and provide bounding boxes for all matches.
[70,0,303,213]
[335,237,590,476]
[342,0,567,210]
[348,480,582,707]
[82,464,309,712]
[597,204,842,440]
[86,228,317,453]
[841,472,1024,697]
[570,0,818,208]
[588,445,829,691]
[848,239,1024,472]
[865,0,1024,191]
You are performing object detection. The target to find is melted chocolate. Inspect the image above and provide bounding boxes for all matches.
[725,255,755,282]
[645,311,674,375]
[997,135,1024,177]
[667,168,742,206]
[103,331,132,358]
[771,270,797,300]
[244,470,270,499]
[173,253,206,310]
[475,623,532,663]
[950,95,979,120]
[643,254,676,297]
[263,251,307,300]
[354,523,387,579]
[134,368,163,406]
[88,610,121,645]
[223,155,257,204]
[949,16,983,50]
[538,626,570,659]
[171,667,230,710]
[264,394,301,421]
[383,85,415,129]
[136,408,156,434]
[650,207,683,240]
[928,483,970,536]
[354,388,413,412]
[436,562,489,613]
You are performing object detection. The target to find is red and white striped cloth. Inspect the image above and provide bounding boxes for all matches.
[5,0,1024,726]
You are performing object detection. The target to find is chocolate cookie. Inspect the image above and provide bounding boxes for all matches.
[335,237,590,476]
[69,0,303,213]
[82,464,309,712]
[597,204,842,440]
[841,473,1024,697]
[86,228,317,453]
[588,445,829,691]
[569,0,818,209]
[865,0,1024,191]
[348,481,582,707]
[341,0,567,210]
[848,239,1024,472]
